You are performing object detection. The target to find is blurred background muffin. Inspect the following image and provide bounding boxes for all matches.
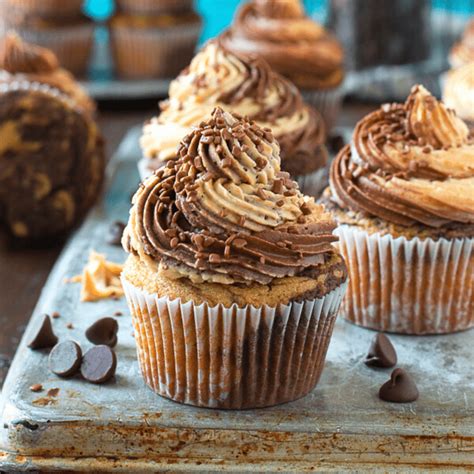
[109,2,201,79]
[220,0,344,131]
[0,0,94,76]
[0,34,104,240]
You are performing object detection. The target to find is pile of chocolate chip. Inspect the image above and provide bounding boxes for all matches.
[28,314,119,384]
[364,333,419,403]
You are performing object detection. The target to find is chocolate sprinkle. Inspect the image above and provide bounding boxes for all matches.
[27,315,58,350]
[85,317,119,347]
[107,221,126,246]
[30,383,43,392]
[364,333,397,368]
[80,345,117,384]
[48,341,82,378]
[379,368,419,403]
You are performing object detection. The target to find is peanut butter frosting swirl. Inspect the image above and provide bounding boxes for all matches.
[141,41,326,174]
[0,33,95,114]
[330,85,474,228]
[126,108,338,285]
[443,62,474,123]
[219,0,344,89]
[449,19,474,68]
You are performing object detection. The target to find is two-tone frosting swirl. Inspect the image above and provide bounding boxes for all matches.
[0,33,95,114]
[330,85,474,228]
[449,19,474,68]
[219,0,344,89]
[127,108,338,285]
[140,41,326,176]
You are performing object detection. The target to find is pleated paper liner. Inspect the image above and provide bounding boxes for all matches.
[301,85,344,133]
[336,225,474,335]
[116,0,194,15]
[122,277,347,409]
[110,23,201,80]
[295,166,328,198]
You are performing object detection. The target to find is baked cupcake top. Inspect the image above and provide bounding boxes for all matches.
[330,85,474,229]
[449,19,474,68]
[219,0,344,90]
[141,41,326,176]
[443,62,474,124]
[0,33,95,114]
[126,108,339,285]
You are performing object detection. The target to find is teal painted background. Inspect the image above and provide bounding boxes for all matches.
[85,0,474,43]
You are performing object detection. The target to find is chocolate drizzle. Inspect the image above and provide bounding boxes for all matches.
[128,108,338,285]
[330,85,474,228]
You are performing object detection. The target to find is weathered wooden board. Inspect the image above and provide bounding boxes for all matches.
[1,128,473,472]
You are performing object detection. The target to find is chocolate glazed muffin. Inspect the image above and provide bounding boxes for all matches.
[220,0,344,130]
[140,40,328,197]
[322,85,474,334]
[0,34,104,240]
[122,108,347,409]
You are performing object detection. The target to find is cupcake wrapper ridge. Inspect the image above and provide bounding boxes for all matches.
[295,166,328,198]
[122,277,347,409]
[301,85,344,132]
[337,225,474,335]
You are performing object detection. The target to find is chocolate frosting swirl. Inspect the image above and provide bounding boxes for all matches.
[0,33,95,114]
[127,108,337,285]
[141,41,326,175]
[220,0,344,89]
[330,85,474,228]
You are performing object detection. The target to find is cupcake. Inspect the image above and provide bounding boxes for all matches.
[140,41,328,197]
[109,9,201,79]
[116,0,194,15]
[0,0,84,21]
[0,34,104,239]
[0,33,95,114]
[449,18,474,69]
[323,85,474,335]
[443,62,474,131]
[220,0,344,130]
[122,108,348,409]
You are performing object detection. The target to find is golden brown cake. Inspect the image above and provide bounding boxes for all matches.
[220,0,345,129]
[139,40,328,196]
[116,0,194,15]
[323,85,474,334]
[122,108,347,409]
[109,11,201,79]
[0,34,104,240]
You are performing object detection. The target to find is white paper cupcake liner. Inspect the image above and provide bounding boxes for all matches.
[295,166,328,198]
[110,23,201,79]
[301,85,344,132]
[122,276,347,409]
[336,224,474,335]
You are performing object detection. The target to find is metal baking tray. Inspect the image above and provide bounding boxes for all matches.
[0,128,473,472]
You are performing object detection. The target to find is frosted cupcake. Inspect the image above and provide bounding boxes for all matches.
[140,41,328,196]
[449,18,474,68]
[323,85,474,335]
[220,0,344,130]
[122,108,347,409]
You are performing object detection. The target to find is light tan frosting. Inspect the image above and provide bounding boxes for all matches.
[443,62,474,123]
[449,19,474,68]
[330,85,474,228]
[140,41,325,169]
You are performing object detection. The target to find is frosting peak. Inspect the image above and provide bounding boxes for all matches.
[254,0,304,19]
[127,108,337,285]
[330,85,474,228]
[0,33,58,74]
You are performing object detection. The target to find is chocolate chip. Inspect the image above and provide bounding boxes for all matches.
[107,221,126,246]
[30,383,43,392]
[85,317,118,347]
[365,333,397,368]
[80,345,117,384]
[51,311,60,319]
[48,341,82,378]
[379,368,419,403]
[27,315,58,350]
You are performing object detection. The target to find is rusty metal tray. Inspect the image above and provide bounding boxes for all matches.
[1,128,473,472]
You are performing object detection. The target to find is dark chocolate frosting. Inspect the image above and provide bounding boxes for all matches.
[220,0,344,89]
[127,108,338,285]
[330,85,474,228]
